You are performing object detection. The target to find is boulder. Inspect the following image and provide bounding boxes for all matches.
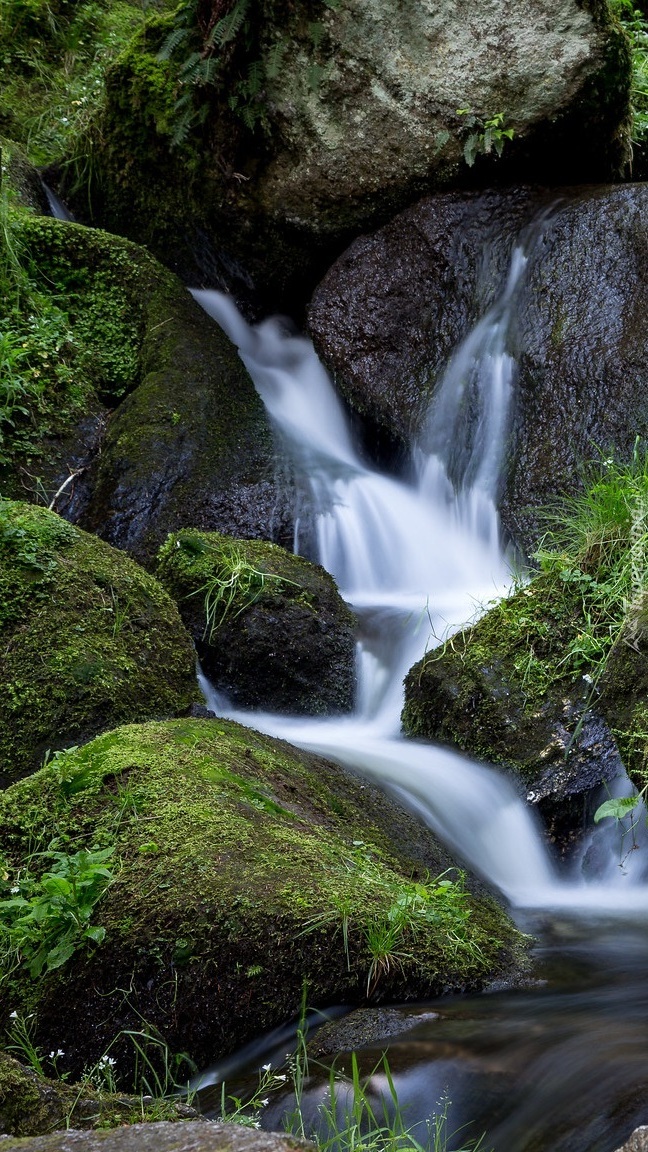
[156,530,356,715]
[59,0,630,305]
[0,1122,312,1151]
[308,184,648,554]
[614,1129,648,1152]
[0,501,198,786]
[0,718,525,1077]
[599,591,648,783]
[0,1054,198,1137]
[1,214,286,564]
[402,572,626,852]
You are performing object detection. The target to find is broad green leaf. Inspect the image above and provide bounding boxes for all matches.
[594,796,639,823]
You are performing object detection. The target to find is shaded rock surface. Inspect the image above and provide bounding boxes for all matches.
[0,719,525,1077]
[0,501,197,786]
[615,1129,648,1152]
[0,1054,199,1137]
[307,1007,439,1060]
[0,1122,312,1151]
[600,591,648,785]
[156,530,356,715]
[309,184,648,554]
[1,215,288,565]
[402,573,627,853]
[61,0,630,306]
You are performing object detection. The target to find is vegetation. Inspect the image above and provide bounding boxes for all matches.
[610,0,648,161]
[456,110,515,167]
[0,718,524,1077]
[0,500,198,784]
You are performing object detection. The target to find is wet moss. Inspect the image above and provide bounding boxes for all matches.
[156,530,357,714]
[0,718,527,1077]
[0,500,198,785]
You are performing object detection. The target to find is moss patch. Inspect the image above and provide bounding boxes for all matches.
[0,500,198,785]
[156,529,356,714]
[0,718,526,1078]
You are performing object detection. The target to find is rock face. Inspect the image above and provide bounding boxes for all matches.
[0,1122,313,1151]
[600,592,648,783]
[61,0,630,304]
[0,719,524,1076]
[156,530,356,714]
[0,1054,198,1137]
[309,184,648,554]
[2,215,287,566]
[614,1129,648,1152]
[402,572,627,853]
[0,501,198,785]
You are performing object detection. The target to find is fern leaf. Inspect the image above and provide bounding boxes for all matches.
[158,26,189,60]
[265,40,285,80]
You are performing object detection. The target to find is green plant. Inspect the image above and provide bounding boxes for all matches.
[0,843,115,978]
[456,109,514,167]
[4,1010,46,1076]
[610,0,648,152]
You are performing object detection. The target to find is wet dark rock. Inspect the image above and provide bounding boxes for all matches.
[156,530,356,715]
[307,1007,439,1059]
[0,1122,311,1151]
[60,0,630,307]
[600,592,648,787]
[0,719,525,1076]
[402,573,626,853]
[309,184,648,555]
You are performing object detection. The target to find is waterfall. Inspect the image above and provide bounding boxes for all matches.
[191,212,643,913]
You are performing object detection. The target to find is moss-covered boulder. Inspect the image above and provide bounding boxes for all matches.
[0,213,287,562]
[0,139,49,214]
[156,530,356,715]
[599,593,648,788]
[52,0,630,306]
[0,718,525,1076]
[0,1053,198,1136]
[0,501,198,786]
[402,574,626,852]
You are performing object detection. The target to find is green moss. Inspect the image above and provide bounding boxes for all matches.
[156,529,357,714]
[0,718,526,1076]
[403,573,592,784]
[0,500,198,785]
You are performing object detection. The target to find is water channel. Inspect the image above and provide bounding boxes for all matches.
[189,208,648,1152]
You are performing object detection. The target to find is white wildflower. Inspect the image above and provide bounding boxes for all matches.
[9,1011,18,1019]
[583,673,593,684]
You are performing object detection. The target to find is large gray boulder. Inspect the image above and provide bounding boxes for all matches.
[309,184,648,554]
[61,0,630,304]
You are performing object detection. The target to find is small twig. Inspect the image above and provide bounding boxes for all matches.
[48,467,86,511]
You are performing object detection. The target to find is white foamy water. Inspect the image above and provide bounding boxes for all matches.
[192,218,647,911]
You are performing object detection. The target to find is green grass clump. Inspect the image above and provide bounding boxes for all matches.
[534,444,648,689]
[610,0,648,159]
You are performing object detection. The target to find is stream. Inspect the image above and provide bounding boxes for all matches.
[189,210,648,1152]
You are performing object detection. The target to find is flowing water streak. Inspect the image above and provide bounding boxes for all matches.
[192,216,645,910]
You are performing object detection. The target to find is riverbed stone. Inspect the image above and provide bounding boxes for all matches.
[0,501,198,786]
[0,1123,313,1151]
[0,718,526,1077]
[57,0,630,305]
[402,571,627,852]
[308,184,648,555]
[156,530,356,715]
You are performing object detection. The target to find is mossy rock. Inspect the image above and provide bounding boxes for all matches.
[1,214,286,562]
[0,718,526,1076]
[0,500,198,786]
[402,574,626,852]
[0,1053,198,1136]
[156,529,356,715]
[0,138,49,214]
[53,0,630,308]
[599,593,648,789]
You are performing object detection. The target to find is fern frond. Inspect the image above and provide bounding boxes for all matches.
[265,40,285,80]
[158,25,190,60]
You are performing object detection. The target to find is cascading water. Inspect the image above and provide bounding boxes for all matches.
[192,209,648,1150]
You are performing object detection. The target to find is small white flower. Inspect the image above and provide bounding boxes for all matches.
[9,1011,18,1019]
[260,1099,269,1107]
[583,673,593,684]
[275,1074,287,1082]
[262,1063,272,1072]
[10,887,19,894]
